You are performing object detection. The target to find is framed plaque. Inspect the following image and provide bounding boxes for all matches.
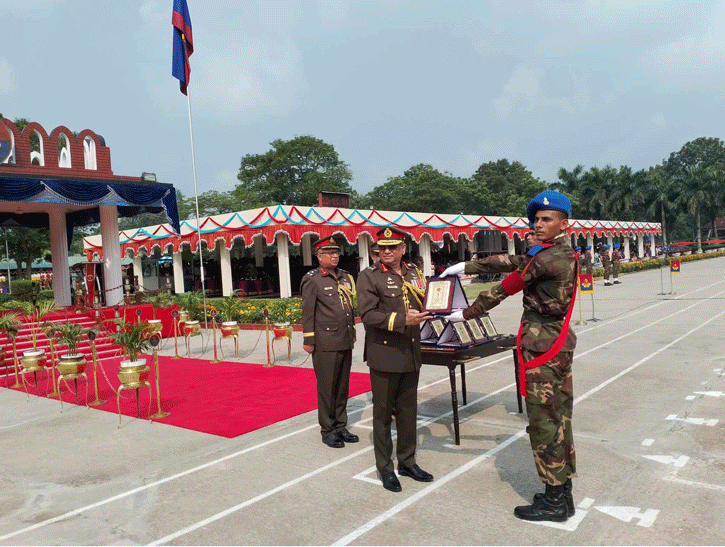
[437,320,474,347]
[452,322,473,345]
[480,315,498,338]
[466,318,486,342]
[423,276,469,315]
[420,318,446,343]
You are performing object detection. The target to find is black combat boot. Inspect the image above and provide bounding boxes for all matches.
[532,479,574,517]
[514,483,568,522]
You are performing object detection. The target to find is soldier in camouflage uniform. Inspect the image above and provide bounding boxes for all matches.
[584,245,593,276]
[612,243,622,284]
[600,244,612,286]
[441,191,577,522]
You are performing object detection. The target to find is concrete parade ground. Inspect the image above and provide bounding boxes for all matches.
[1,256,724,546]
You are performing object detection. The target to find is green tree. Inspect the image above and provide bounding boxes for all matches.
[645,164,676,247]
[235,136,353,208]
[471,159,547,216]
[4,227,50,280]
[360,164,468,213]
[667,137,725,252]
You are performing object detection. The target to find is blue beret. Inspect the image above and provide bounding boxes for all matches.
[586,245,591,250]
[526,191,571,224]
[603,244,610,249]
[575,246,581,250]
[613,243,620,248]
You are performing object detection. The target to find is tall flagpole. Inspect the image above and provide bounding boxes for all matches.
[185,90,208,330]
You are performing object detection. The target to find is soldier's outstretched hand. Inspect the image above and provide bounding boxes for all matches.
[443,310,465,322]
[440,262,466,277]
[405,309,431,325]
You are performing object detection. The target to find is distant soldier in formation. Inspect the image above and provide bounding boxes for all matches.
[600,244,612,286]
[301,236,359,449]
[583,246,593,276]
[612,243,622,284]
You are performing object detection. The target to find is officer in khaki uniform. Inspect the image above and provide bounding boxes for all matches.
[612,243,622,284]
[301,236,358,448]
[357,226,433,492]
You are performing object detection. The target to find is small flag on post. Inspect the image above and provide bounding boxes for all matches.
[670,259,681,274]
[579,274,594,294]
[172,0,194,95]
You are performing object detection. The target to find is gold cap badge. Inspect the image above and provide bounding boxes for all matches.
[384,228,392,238]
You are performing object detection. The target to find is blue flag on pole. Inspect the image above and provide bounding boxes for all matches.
[172,0,194,95]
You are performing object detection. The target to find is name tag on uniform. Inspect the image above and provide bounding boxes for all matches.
[324,286,334,291]
[388,285,399,289]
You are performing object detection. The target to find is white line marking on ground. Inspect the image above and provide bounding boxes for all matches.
[642,455,689,468]
[528,509,589,531]
[685,395,696,400]
[665,415,719,427]
[594,506,659,528]
[332,309,725,546]
[694,391,724,397]
[641,439,654,446]
[578,497,595,509]
[663,476,725,491]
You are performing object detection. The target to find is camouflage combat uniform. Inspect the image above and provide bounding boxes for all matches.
[612,249,621,280]
[600,250,611,282]
[582,252,592,276]
[462,233,577,486]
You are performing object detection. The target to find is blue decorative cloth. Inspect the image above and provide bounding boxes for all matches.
[526,191,571,224]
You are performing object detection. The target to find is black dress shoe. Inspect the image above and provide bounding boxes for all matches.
[338,428,359,443]
[322,433,344,448]
[381,472,402,492]
[398,464,434,482]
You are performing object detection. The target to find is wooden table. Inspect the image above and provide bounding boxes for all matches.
[421,334,518,445]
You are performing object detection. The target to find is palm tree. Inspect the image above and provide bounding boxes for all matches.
[578,165,617,219]
[645,164,675,247]
[676,165,709,253]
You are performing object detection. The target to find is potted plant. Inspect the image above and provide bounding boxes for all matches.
[174,290,203,324]
[0,312,22,384]
[215,291,240,337]
[19,300,56,367]
[47,322,90,375]
[142,291,172,335]
[106,317,153,385]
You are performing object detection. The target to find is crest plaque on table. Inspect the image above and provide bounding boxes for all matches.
[420,318,446,344]
[423,276,468,315]
[480,315,498,338]
[437,320,474,347]
[466,318,487,343]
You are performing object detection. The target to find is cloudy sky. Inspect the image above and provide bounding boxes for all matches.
[2,0,724,201]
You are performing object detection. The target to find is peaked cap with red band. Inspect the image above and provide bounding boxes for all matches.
[376,226,408,246]
[314,235,340,252]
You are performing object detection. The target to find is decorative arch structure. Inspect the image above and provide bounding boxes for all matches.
[0,119,180,307]
[84,204,661,298]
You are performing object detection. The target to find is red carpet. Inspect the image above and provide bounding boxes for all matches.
[1,356,371,438]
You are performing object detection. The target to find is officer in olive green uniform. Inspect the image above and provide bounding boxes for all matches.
[441,191,578,522]
[612,243,622,284]
[601,244,612,285]
[357,227,433,492]
[301,236,358,449]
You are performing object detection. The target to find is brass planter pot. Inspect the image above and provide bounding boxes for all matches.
[178,311,190,323]
[147,319,163,335]
[221,321,239,337]
[57,353,87,376]
[183,320,200,336]
[21,350,47,370]
[118,359,149,385]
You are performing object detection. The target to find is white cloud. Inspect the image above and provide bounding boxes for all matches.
[139,0,165,28]
[0,58,15,94]
[650,112,666,127]
[456,138,519,175]
[642,3,725,78]
[492,65,583,122]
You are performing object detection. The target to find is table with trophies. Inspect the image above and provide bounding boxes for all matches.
[420,276,522,445]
